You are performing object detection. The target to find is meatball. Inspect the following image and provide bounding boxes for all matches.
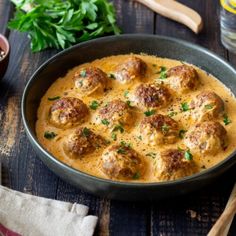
[133,83,171,109]
[166,64,199,92]
[184,121,227,155]
[139,114,179,145]
[101,144,144,180]
[190,91,225,122]
[63,127,106,158]
[98,99,132,128]
[154,149,198,181]
[74,67,108,95]
[49,97,89,128]
[115,56,147,83]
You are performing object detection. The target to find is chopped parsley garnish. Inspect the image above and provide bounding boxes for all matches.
[181,102,190,112]
[112,125,124,133]
[137,135,142,141]
[89,100,99,110]
[78,80,83,87]
[48,96,60,101]
[144,110,156,116]
[146,152,157,159]
[161,124,169,133]
[82,127,90,137]
[132,172,141,180]
[223,114,231,125]
[108,73,116,80]
[106,140,111,145]
[126,100,132,107]
[44,131,57,140]
[80,70,87,78]
[205,104,213,109]
[117,147,126,154]
[101,119,110,126]
[168,111,177,117]
[124,90,129,98]
[116,141,131,153]
[158,66,167,79]
[111,132,117,141]
[179,129,187,139]
[184,150,193,161]
[120,141,131,148]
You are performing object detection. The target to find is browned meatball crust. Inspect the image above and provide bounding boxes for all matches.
[190,91,225,122]
[63,127,106,158]
[184,121,227,155]
[49,97,89,128]
[139,114,179,145]
[98,99,132,128]
[166,64,199,92]
[101,144,144,180]
[133,83,171,109]
[74,67,108,95]
[154,149,198,181]
[115,56,147,83]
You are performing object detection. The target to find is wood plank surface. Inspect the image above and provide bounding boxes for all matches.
[0,0,12,35]
[1,0,236,235]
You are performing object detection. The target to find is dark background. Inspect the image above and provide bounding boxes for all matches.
[1,0,236,235]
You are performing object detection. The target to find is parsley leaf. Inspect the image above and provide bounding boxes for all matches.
[146,152,156,159]
[117,147,126,154]
[48,96,60,101]
[120,141,131,148]
[161,124,169,133]
[8,0,120,52]
[205,104,213,109]
[168,111,177,117]
[80,70,87,78]
[132,172,141,180]
[181,102,190,112]
[223,114,231,125]
[137,135,142,141]
[108,73,116,80]
[112,125,124,133]
[179,129,187,139]
[184,150,193,161]
[144,110,156,117]
[111,132,117,141]
[82,127,90,137]
[89,100,99,110]
[101,119,110,126]
[44,131,57,140]
[158,66,167,79]
[126,100,132,107]
[124,90,129,98]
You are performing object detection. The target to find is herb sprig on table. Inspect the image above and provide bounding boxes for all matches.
[8,0,120,52]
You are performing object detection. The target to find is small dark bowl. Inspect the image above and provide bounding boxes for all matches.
[22,35,236,201]
[0,34,10,79]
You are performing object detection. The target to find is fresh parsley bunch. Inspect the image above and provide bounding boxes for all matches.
[8,0,120,52]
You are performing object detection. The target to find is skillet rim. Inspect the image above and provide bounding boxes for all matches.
[21,34,236,188]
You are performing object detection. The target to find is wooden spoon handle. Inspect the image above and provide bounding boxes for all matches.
[208,186,236,236]
[135,0,203,34]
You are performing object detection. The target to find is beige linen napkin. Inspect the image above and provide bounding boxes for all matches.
[0,172,98,236]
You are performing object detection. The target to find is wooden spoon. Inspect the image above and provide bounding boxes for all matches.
[208,183,236,236]
[135,0,203,34]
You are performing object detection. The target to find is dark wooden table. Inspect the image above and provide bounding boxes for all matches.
[1,0,236,235]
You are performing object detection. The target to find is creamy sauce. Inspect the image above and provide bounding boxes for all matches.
[36,54,236,182]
